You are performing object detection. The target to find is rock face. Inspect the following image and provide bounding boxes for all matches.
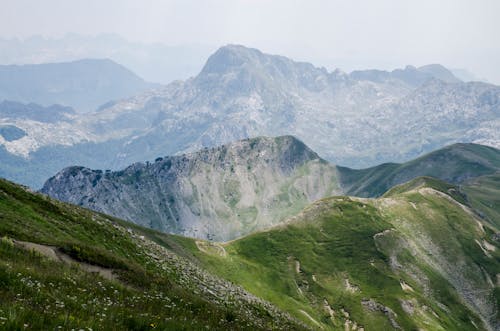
[3,44,500,188]
[41,136,340,241]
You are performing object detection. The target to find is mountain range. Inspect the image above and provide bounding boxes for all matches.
[1,44,499,189]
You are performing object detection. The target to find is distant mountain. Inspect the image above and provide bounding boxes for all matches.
[0,59,157,112]
[41,137,500,241]
[0,34,215,84]
[0,100,75,123]
[1,45,499,188]
[451,68,488,82]
[41,136,340,241]
[416,64,462,83]
[350,63,461,86]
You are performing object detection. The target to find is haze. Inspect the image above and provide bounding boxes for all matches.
[2,0,500,84]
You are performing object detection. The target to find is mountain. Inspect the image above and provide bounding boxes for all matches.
[41,136,340,241]
[416,64,462,83]
[0,59,157,112]
[350,63,461,86]
[3,170,499,330]
[0,177,306,330]
[0,100,75,123]
[1,44,500,188]
[338,143,500,198]
[451,68,487,83]
[0,34,215,84]
[164,177,500,330]
[41,137,500,241]
[86,45,495,169]
[461,173,500,229]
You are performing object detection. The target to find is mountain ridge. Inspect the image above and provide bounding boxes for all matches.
[41,137,500,240]
[183,178,499,330]
[41,136,340,241]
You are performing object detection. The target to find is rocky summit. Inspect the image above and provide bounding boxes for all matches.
[41,136,340,241]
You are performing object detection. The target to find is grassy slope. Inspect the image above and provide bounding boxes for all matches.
[338,143,500,198]
[461,173,500,230]
[0,178,306,330]
[179,179,499,330]
[383,176,468,204]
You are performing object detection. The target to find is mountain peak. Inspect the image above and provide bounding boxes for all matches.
[199,44,263,75]
[417,64,461,83]
[41,135,338,241]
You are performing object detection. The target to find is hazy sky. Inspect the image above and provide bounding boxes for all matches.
[2,0,500,83]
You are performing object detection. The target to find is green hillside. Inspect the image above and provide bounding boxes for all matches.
[338,143,500,198]
[0,178,305,330]
[1,172,499,330]
[461,173,500,230]
[182,178,499,330]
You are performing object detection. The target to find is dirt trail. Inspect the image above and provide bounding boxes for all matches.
[13,239,116,281]
[298,310,323,329]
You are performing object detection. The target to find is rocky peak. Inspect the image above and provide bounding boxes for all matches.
[195,45,334,93]
[199,44,264,75]
[41,135,339,241]
[417,64,461,83]
[350,63,461,87]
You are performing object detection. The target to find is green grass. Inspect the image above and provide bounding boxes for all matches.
[1,171,498,330]
[0,178,306,330]
[384,176,467,204]
[338,143,500,197]
[461,173,500,230]
[178,186,499,330]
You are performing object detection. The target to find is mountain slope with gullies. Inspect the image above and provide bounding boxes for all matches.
[0,178,307,330]
[182,177,500,331]
[2,44,500,188]
[41,136,340,241]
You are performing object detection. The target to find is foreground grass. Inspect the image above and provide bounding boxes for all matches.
[0,178,305,330]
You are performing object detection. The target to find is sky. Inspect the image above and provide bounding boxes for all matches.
[2,0,500,83]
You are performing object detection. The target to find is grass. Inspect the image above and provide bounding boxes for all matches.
[338,143,500,198]
[384,176,467,204]
[1,170,498,330]
[461,173,500,230]
[0,178,306,330]
[177,187,499,330]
